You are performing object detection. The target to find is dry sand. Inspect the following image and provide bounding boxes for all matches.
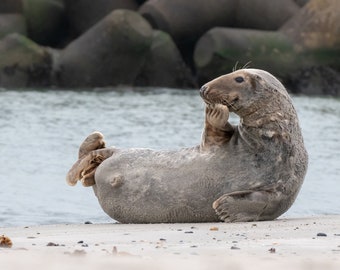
[1,215,340,270]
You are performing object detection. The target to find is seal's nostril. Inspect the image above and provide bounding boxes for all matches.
[200,85,208,94]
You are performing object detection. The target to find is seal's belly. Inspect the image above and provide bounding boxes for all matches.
[94,148,217,222]
[93,147,269,223]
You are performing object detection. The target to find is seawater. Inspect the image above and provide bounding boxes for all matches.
[0,88,339,227]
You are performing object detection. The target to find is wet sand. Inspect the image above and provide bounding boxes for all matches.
[1,215,340,269]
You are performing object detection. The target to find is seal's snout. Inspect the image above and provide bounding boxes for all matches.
[200,85,209,98]
[200,85,208,94]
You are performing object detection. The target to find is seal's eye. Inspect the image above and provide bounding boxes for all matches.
[235,76,244,83]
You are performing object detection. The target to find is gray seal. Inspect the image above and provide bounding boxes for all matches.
[66,68,308,223]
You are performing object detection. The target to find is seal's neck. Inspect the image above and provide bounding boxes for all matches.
[240,106,284,128]
[236,97,301,150]
[239,96,295,129]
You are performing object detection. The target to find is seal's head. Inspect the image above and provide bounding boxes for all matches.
[200,69,288,118]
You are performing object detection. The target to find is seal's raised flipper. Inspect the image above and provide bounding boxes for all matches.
[200,104,234,151]
[213,190,281,222]
[66,132,114,187]
[67,148,115,187]
[78,131,105,159]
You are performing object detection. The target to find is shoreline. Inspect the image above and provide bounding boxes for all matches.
[1,215,340,269]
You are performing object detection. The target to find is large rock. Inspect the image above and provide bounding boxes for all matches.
[0,33,52,88]
[234,0,300,30]
[135,30,196,88]
[281,0,340,50]
[64,0,138,37]
[139,0,235,44]
[0,14,26,39]
[286,66,340,96]
[194,28,297,85]
[139,0,235,65]
[0,0,22,13]
[55,9,153,88]
[280,0,340,95]
[294,0,310,7]
[135,0,147,5]
[22,0,66,46]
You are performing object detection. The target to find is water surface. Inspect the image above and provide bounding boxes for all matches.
[0,88,339,227]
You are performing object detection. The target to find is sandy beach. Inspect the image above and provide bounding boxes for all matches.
[1,215,340,270]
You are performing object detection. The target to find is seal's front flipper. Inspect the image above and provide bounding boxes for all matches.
[200,104,234,151]
[213,190,279,222]
[67,148,115,187]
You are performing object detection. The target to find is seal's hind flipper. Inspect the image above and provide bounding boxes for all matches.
[212,190,280,222]
[78,131,106,159]
[66,131,113,187]
[67,148,115,187]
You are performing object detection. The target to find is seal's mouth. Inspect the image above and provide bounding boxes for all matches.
[199,85,239,111]
[221,97,239,111]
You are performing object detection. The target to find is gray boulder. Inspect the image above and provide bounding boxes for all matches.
[0,14,26,39]
[280,0,340,95]
[281,0,340,50]
[0,0,22,13]
[139,0,235,65]
[139,0,235,44]
[194,28,296,85]
[0,33,52,88]
[23,0,66,46]
[135,30,196,88]
[234,0,300,30]
[64,0,138,37]
[55,9,153,88]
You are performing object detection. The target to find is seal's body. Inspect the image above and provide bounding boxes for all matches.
[67,69,308,223]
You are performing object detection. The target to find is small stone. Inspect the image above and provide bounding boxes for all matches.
[184,231,194,234]
[317,233,327,237]
[81,243,88,247]
[77,240,84,244]
[210,227,219,231]
[84,221,93,224]
[46,242,59,246]
[231,246,240,250]
[269,247,276,253]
